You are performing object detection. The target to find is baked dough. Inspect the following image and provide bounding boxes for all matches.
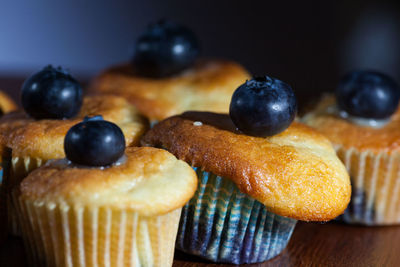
[303,95,400,152]
[89,60,250,120]
[20,147,197,216]
[0,95,148,160]
[0,91,16,115]
[142,112,351,221]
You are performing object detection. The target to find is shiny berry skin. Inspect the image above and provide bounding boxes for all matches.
[336,70,400,119]
[64,116,126,167]
[132,19,200,77]
[21,65,82,120]
[229,76,297,137]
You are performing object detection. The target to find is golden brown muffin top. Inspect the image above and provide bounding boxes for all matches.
[141,112,351,222]
[303,95,400,153]
[20,147,197,216]
[89,60,251,121]
[0,95,148,160]
[0,91,17,115]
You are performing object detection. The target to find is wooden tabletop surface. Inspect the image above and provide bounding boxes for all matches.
[2,221,400,266]
[1,76,399,267]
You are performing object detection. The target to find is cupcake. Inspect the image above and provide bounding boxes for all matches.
[142,77,351,264]
[89,20,250,122]
[18,117,197,266]
[0,91,16,244]
[303,70,400,225]
[0,66,148,236]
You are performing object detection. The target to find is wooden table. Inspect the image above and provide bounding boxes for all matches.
[2,221,400,266]
[1,76,400,266]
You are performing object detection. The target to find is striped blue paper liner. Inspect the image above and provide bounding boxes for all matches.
[0,148,11,244]
[150,120,158,128]
[0,168,5,245]
[176,168,297,264]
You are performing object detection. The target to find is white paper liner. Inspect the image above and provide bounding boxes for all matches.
[18,197,181,267]
[4,156,46,236]
[336,145,400,225]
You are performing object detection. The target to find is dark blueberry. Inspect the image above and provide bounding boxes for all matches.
[64,116,126,166]
[229,76,297,137]
[336,70,400,119]
[132,19,200,78]
[21,65,82,120]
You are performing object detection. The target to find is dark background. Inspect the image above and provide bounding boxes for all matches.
[1,0,400,102]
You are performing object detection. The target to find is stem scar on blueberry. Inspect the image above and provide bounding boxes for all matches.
[229,75,297,137]
[64,116,126,167]
[21,65,83,120]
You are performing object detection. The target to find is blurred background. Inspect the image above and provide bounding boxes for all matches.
[1,0,400,102]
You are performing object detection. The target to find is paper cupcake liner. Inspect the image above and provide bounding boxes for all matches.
[17,197,181,267]
[0,183,6,245]
[150,120,158,128]
[176,168,297,264]
[0,147,11,244]
[335,145,400,225]
[3,156,46,236]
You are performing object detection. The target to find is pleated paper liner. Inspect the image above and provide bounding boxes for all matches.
[150,120,158,128]
[3,155,47,236]
[0,147,11,244]
[0,171,5,245]
[17,197,182,267]
[335,145,400,225]
[176,168,297,265]
[0,181,6,245]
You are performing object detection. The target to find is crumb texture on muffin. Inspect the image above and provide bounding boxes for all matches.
[20,147,197,216]
[141,112,351,221]
[0,95,148,160]
[303,95,400,153]
[89,60,250,120]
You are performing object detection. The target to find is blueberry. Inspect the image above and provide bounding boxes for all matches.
[132,19,200,77]
[229,76,297,137]
[336,70,400,119]
[64,116,126,166]
[21,65,82,120]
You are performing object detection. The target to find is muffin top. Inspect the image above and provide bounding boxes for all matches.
[89,60,250,121]
[142,112,351,221]
[0,91,17,115]
[303,95,400,153]
[20,147,197,215]
[0,95,148,159]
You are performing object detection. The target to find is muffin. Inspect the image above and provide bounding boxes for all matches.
[89,20,250,122]
[1,66,148,236]
[0,90,16,244]
[142,77,351,264]
[18,118,197,267]
[303,70,400,225]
